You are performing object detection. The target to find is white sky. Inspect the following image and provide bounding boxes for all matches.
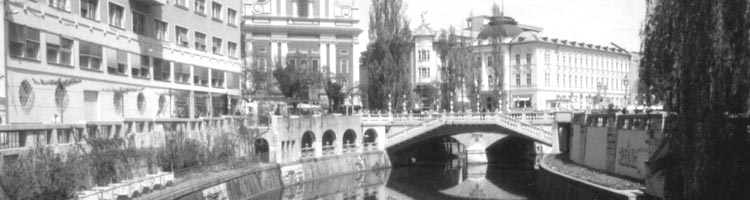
[357,0,647,52]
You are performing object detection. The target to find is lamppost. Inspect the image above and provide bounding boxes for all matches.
[622,75,629,106]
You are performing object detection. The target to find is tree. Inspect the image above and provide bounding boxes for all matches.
[642,1,750,199]
[272,56,323,101]
[324,74,345,113]
[360,0,412,112]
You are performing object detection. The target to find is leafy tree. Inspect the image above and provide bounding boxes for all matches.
[324,75,345,113]
[272,56,323,102]
[360,0,412,112]
[642,1,750,199]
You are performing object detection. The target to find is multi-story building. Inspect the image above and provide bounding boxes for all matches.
[409,14,633,111]
[241,0,363,104]
[4,0,242,125]
[0,0,243,158]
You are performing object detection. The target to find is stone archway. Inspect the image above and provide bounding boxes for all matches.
[343,129,356,153]
[254,138,270,163]
[322,130,336,155]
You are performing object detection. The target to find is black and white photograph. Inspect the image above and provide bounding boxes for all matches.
[0,0,747,199]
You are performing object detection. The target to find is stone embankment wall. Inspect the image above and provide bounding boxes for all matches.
[175,151,390,200]
[536,159,640,200]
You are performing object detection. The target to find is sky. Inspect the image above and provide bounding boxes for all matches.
[357,0,647,52]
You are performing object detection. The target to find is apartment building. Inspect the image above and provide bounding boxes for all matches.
[0,0,243,157]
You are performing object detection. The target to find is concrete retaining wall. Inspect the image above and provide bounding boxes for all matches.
[536,158,639,200]
[569,112,667,181]
[176,152,390,200]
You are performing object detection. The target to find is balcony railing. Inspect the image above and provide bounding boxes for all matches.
[301,148,315,159]
[322,146,336,156]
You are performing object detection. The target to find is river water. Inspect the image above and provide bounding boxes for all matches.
[247,159,537,200]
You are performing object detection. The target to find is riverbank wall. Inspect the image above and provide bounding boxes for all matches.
[535,155,642,200]
[172,151,390,200]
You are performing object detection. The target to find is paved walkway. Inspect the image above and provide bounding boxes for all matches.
[135,163,277,200]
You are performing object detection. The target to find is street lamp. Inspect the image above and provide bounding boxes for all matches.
[622,75,629,106]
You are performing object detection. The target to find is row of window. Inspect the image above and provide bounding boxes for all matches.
[516,51,628,73]
[78,0,239,57]
[8,23,240,88]
[515,72,626,91]
[75,0,238,27]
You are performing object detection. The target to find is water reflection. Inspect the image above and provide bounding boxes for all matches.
[247,159,536,200]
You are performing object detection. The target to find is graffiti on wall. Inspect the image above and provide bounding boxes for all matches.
[617,140,648,169]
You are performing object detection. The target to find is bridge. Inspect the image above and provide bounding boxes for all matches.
[359,112,560,160]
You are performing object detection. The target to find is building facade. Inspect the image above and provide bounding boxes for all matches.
[241,0,363,103]
[409,15,633,112]
[3,0,243,124]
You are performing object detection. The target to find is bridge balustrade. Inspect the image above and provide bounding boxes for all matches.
[363,143,378,151]
[342,144,357,153]
[301,148,315,159]
[322,146,336,155]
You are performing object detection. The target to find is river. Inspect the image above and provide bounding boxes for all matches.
[245,159,538,200]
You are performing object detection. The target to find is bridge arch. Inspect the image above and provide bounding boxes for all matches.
[302,131,315,149]
[363,129,378,144]
[387,124,547,152]
[322,130,336,147]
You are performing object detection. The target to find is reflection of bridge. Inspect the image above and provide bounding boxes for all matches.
[360,112,557,153]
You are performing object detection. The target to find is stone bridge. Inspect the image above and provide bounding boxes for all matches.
[360,112,560,155]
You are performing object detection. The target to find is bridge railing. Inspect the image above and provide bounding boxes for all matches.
[361,111,555,124]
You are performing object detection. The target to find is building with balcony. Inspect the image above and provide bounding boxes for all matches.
[1,0,243,156]
[241,0,363,104]
[408,14,633,112]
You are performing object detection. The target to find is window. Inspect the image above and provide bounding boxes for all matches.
[195,0,206,15]
[545,73,550,86]
[211,69,224,88]
[132,12,146,35]
[195,32,206,51]
[176,26,189,47]
[211,2,222,20]
[81,0,98,20]
[515,74,521,86]
[174,63,191,83]
[526,53,532,65]
[227,9,237,25]
[131,54,150,79]
[256,58,267,70]
[106,48,127,75]
[155,20,168,41]
[9,23,41,60]
[515,54,520,65]
[341,49,349,55]
[227,42,237,58]
[212,37,222,55]
[312,59,319,71]
[153,58,171,81]
[79,41,103,70]
[176,0,187,8]
[193,66,209,86]
[487,56,493,66]
[526,73,532,85]
[46,34,73,65]
[108,3,124,28]
[545,51,550,65]
[48,0,69,10]
[298,0,309,17]
[418,50,430,61]
[339,59,349,73]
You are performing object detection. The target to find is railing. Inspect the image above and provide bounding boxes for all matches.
[342,144,357,154]
[301,148,315,159]
[77,172,175,200]
[363,143,378,151]
[361,111,555,124]
[322,146,336,156]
